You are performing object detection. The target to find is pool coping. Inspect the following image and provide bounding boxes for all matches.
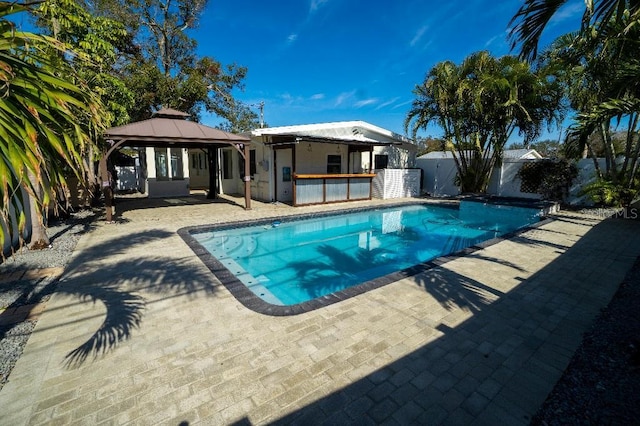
[177,201,554,316]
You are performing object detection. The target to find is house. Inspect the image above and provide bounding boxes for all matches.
[244,121,419,205]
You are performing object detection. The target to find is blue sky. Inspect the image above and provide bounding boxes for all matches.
[196,0,585,142]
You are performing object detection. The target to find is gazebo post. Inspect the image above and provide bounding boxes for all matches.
[243,143,251,210]
[207,147,219,199]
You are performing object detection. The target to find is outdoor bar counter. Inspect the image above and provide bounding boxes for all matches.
[293,173,375,206]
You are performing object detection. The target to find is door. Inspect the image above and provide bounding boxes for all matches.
[275,148,293,202]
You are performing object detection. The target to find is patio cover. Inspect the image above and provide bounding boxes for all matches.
[100,108,252,220]
[251,121,411,147]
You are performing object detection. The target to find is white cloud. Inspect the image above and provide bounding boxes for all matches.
[375,97,400,110]
[287,34,298,44]
[354,99,378,108]
[392,99,414,110]
[335,90,356,106]
[310,93,325,100]
[410,25,428,47]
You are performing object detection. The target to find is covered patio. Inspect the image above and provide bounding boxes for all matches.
[100,108,252,220]
[250,121,415,206]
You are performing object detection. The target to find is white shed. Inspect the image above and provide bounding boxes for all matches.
[416,149,543,197]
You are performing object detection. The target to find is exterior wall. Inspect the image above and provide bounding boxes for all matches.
[358,145,416,172]
[252,143,272,202]
[296,143,346,174]
[144,147,190,198]
[146,178,190,197]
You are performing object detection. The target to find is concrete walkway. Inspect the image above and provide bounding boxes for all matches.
[1,196,639,425]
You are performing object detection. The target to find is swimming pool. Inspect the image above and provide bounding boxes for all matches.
[180,201,548,315]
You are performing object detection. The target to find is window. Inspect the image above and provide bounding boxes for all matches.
[170,148,183,179]
[374,154,389,169]
[327,155,342,174]
[222,150,232,179]
[155,148,168,180]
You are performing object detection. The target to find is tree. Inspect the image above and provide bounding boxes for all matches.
[33,0,135,202]
[509,0,640,61]
[405,51,564,193]
[92,0,259,129]
[0,2,104,250]
[510,1,640,206]
[414,136,448,157]
[539,14,640,205]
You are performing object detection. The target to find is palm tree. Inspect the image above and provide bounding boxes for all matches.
[509,0,640,61]
[405,51,564,193]
[0,2,103,251]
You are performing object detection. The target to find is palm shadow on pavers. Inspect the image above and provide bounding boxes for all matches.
[271,217,640,425]
[43,229,221,369]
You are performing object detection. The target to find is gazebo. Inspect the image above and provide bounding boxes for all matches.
[100,108,252,221]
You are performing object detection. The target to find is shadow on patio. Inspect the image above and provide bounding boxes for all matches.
[270,216,640,425]
[112,193,246,215]
[32,229,221,369]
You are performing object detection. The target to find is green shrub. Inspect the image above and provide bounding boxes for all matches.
[517,159,578,200]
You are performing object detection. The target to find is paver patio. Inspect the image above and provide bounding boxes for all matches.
[1,196,639,425]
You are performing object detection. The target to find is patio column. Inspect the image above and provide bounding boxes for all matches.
[207,147,219,199]
[243,143,251,210]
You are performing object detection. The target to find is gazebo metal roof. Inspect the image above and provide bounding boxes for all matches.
[104,108,250,148]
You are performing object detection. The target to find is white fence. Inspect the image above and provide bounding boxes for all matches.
[417,157,540,199]
[372,169,422,199]
[417,156,610,204]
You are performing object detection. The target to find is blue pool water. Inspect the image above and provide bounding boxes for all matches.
[191,202,542,306]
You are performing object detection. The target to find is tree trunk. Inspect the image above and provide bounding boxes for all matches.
[81,145,98,207]
[27,171,50,250]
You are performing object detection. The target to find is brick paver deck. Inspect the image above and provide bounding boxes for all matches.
[1,196,639,425]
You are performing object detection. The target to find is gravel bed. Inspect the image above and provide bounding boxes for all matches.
[0,208,99,391]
